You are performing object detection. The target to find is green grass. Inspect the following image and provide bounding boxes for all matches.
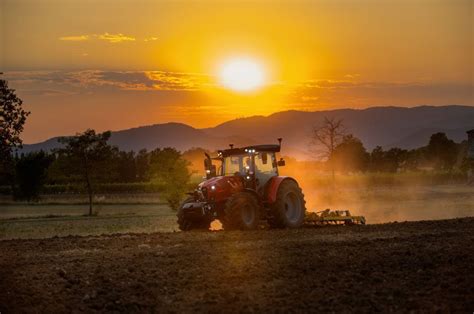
[0,204,177,240]
[0,193,165,206]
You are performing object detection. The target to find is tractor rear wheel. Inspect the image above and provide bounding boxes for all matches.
[177,196,212,231]
[222,192,260,230]
[268,180,306,228]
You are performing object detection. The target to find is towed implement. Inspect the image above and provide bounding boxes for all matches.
[305,209,366,226]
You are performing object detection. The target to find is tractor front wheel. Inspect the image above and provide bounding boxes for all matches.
[222,192,260,230]
[177,197,212,231]
[268,180,306,228]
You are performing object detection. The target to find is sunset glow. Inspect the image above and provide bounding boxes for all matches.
[1,0,472,143]
[219,59,265,92]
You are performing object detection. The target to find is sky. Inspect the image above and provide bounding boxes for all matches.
[1,0,473,143]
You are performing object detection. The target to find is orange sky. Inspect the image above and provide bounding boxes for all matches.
[1,0,473,143]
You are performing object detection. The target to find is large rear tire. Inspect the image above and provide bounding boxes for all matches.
[177,196,212,231]
[222,192,260,230]
[268,180,306,228]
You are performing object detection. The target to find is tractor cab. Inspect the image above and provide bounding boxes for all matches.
[204,142,286,192]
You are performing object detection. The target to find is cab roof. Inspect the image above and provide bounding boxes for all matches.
[218,144,281,157]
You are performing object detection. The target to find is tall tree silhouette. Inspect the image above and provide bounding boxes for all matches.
[330,134,369,173]
[14,151,53,201]
[0,77,30,195]
[426,132,457,170]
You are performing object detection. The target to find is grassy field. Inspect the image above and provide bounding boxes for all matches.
[0,204,176,240]
[0,183,473,240]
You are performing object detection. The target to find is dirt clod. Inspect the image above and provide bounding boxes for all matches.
[57,268,67,278]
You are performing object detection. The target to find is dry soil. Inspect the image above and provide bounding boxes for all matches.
[1,218,473,313]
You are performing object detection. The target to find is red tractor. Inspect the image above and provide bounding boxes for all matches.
[177,139,306,230]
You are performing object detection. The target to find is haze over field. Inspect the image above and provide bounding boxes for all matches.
[1,0,472,143]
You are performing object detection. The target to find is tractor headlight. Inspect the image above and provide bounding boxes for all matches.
[211,185,216,190]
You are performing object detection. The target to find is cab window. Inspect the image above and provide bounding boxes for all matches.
[254,152,277,185]
[224,155,251,175]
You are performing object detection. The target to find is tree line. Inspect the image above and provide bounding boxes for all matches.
[1,130,193,214]
[310,117,471,175]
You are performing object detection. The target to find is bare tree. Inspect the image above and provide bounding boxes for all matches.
[310,117,347,178]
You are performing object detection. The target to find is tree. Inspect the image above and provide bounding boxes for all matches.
[425,132,457,170]
[310,117,347,178]
[330,134,369,173]
[135,149,150,181]
[14,151,53,201]
[0,78,30,194]
[385,148,408,172]
[369,146,386,172]
[149,148,192,210]
[115,151,137,182]
[57,129,117,215]
[369,146,408,172]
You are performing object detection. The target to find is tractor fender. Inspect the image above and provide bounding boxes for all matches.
[265,176,298,204]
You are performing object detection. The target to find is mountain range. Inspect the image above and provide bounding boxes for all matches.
[22,105,474,160]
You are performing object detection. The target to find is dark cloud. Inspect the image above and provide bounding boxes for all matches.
[292,80,473,107]
[4,70,212,92]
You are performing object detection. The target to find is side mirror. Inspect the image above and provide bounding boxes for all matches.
[277,158,286,167]
[209,165,217,178]
[261,152,268,164]
[204,158,216,179]
[204,158,211,169]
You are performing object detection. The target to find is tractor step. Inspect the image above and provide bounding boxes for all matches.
[304,209,366,226]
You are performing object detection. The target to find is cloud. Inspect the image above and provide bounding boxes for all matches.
[290,80,474,108]
[145,71,211,91]
[97,33,135,43]
[59,35,90,41]
[4,70,212,93]
[59,33,138,43]
[144,37,158,42]
[5,71,472,109]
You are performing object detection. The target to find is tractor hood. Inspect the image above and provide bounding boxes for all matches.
[198,176,226,189]
[198,175,244,202]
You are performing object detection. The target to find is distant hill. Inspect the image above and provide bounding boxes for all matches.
[22,106,474,159]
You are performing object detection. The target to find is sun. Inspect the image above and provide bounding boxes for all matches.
[219,58,265,92]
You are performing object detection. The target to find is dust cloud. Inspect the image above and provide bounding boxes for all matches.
[280,161,474,224]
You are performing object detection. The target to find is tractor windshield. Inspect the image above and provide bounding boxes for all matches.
[223,154,251,176]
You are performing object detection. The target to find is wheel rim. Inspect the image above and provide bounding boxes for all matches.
[241,205,255,226]
[284,192,302,223]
